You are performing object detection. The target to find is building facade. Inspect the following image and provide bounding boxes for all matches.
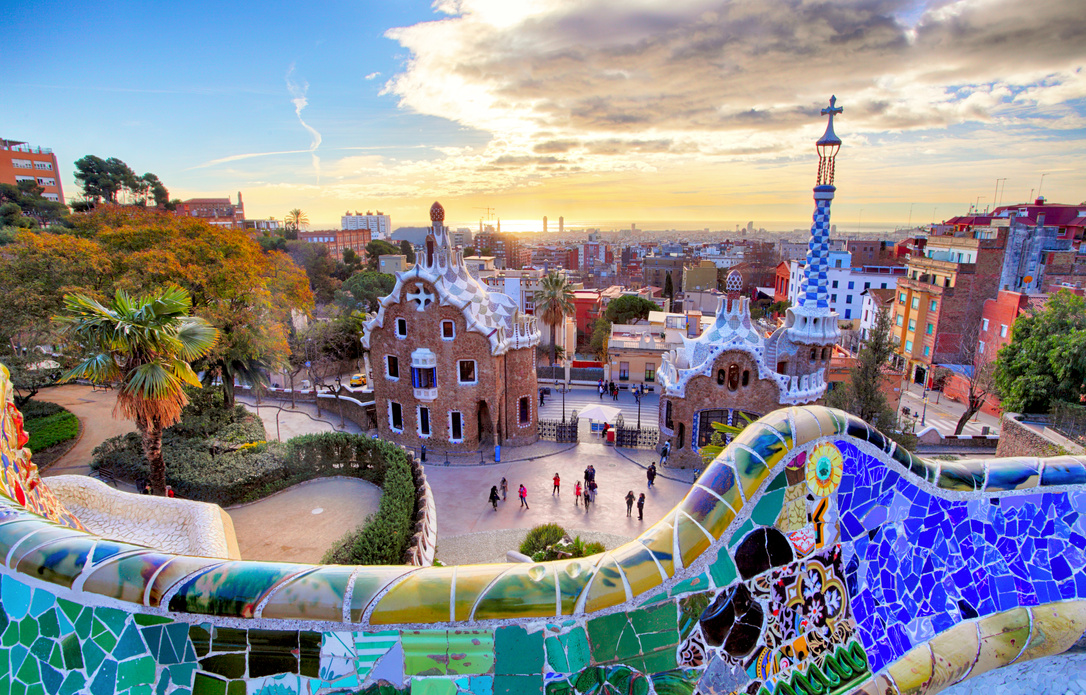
[657,98,843,468]
[297,228,372,257]
[342,211,391,239]
[0,139,63,202]
[786,258,905,321]
[362,202,541,451]
[175,193,245,228]
[642,256,686,290]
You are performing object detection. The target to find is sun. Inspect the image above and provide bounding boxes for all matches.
[806,441,844,497]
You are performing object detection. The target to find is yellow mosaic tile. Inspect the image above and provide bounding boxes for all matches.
[258,566,355,622]
[453,564,511,622]
[678,485,736,540]
[611,543,665,600]
[583,554,629,613]
[791,407,824,447]
[675,511,713,569]
[349,567,419,622]
[637,519,676,578]
[733,446,771,500]
[556,555,602,616]
[927,621,979,691]
[370,566,456,624]
[971,607,1031,678]
[473,563,560,620]
[886,642,934,695]
[1017,601,1086,662]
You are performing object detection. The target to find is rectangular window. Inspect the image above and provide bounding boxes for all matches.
[450,411,463,441]
[930,300,937,311]
[881,283,887,289]
[926,323,933,335]
[864,282,870,290]
[665,400,673,429]
[645,363,655,382]
[908,319,916,332]
[390,402,403,431]
[34,161,52,170]
[619,361,630,380]
[923,345,930,356]
[386,355,399,379]
[419,407,431,436]
[844,309,852,319]
[396,318,407,337]
[905,339,913,352]
[1000,324,1008,338]
[845,295,852,304]
[848,281,854,290]
[36,177,55,186]
[831,294,838,304]
[831,280,839,289]
[982,318,989,331]
[11,159,31,169]
[899,292,906,304]
[458,360,476,384]
[896,314,903,327]
[14,175,34,183]
[412,367,436,389]
[911,297,919,310]
[519,396,530,425]
[441,320,455,339]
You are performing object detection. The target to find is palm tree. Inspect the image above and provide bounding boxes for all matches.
[534,272,575,366]
[55,287,218,495]
[285,208,309,231]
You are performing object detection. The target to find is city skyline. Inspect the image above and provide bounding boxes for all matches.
[4,0,1085,230]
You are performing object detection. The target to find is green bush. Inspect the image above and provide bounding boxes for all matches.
[520,523,567,556]
[321,447,416,566]
[25,410,79,453]
[20,400,65,420]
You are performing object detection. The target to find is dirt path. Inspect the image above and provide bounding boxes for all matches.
[37,384,136,478]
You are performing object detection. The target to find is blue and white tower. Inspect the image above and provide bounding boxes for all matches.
[784,96,843,348]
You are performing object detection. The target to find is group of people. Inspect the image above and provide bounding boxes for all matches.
[485,463,656,521]
[598,380,620,401]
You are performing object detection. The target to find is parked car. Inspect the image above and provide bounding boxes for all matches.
[350,374,366,387]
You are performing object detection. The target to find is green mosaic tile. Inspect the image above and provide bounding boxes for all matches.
[728,519,754,548]
[627,648,677,674]
[83,638,107,676]
[133,614,173,627]
[447,630,494,676]
[402,630,448,676]
[544,635,569,673]
[212,627,248,652]
[89,658,118,695]
[15,650,40,686]
[709,550,738,588]
[586,613,626,664]
[60,633,83,670]
[562,628,590,673]
[668,573,709,597]
[91,617,118,652]
[30,634,53,661]
[493,674,542,695]
[629,603,675,635]
[117,655,157,690]
[300,631,320,679]
[129,686,155,695]
[200,653,246,679]
[114,623,149,660]
[191,672,227,695]
[766,471,787,492]
[48,641,64,669]
[38,608,59,639]
[494,625,543,676]
[189,625,211,657]
[19,616,39,646]
[95,606,130,637]
[227,681,247,695]
[58,671,85,695]
[73,608,93,641]
[2,621,18,647]
[410,678,458,695]
[248,629,299,678]
[750,488,785,526]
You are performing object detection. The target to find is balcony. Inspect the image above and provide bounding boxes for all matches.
[411,349,438,402]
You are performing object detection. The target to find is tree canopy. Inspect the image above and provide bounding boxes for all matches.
[534,273,575,365]
[366,239,401,270]
[73,155,169,207]
[0,181,69,228]
[994,290,1086,413]
[604,295,658,325]
[335,271,396,314]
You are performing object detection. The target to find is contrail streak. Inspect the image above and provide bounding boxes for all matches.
[286,63,322,179]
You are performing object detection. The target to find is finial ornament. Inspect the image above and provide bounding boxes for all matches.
[816,96,843,186]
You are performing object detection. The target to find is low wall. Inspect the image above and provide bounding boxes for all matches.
[996,412,1086,457]
[915,426,1000,451]
[405,455,437,567]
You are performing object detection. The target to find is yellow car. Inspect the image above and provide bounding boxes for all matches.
[350,374,366,387]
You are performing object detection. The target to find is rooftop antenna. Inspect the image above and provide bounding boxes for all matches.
[994,178,1007,209]
[1037,173,1049,199]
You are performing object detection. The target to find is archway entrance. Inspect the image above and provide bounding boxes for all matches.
[477,401,494,447]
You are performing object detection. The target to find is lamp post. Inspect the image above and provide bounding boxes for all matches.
[636,385,642,430]
[335,376,344,428]
[921,389,929,426]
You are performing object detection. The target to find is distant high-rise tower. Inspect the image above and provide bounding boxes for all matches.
[543,216,548,234]
[559,216,564,234]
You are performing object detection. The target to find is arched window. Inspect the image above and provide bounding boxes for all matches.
[426,238,434,265]
[741,370,750,387]
[717,369,726,385]
[665,400,673,429]
[810,348,817,361]
[727,364,741,391]
[677,422,686,449]
[821,347,829,360]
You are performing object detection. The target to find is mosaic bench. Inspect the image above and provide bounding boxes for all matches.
[0,364,1084,695]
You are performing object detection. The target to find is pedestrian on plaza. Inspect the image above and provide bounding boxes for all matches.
[647,463,657,488]
[584,465,592,487]
[598,383,604,400]
[625,490,636,517]
[519,484,530,509]
[540,389,546,407]
[583,486,592,510]
[489,486,500,511]
[500,477,508,500]
[588,479,598,502]
[633,386,640,404]
[637,493,645,520]
[165,485,176,498]
[574,481,582,506]
[601,422,610,440]
[659,441,671,466]
[553,472,561,495]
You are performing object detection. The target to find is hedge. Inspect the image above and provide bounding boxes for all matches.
[320,448,416,565]
[25,410,80,453]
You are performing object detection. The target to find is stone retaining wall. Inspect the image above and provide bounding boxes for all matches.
[996,412,1086,457]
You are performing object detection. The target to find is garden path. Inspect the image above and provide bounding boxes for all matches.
[39,384,136,480]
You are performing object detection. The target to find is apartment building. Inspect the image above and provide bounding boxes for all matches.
[175,193,245,228]
[1,139,63,202]
[341,211,391,239]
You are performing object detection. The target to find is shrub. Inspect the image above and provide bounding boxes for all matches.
[520,523,567,556]
[20,400,65,420]
[321,446,417,565]
[25,410,79,453]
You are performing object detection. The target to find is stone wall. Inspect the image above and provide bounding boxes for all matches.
[404,452,437,567]
[996,412,1086,457]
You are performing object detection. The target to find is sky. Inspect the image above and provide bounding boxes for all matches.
[4,0,1086,232]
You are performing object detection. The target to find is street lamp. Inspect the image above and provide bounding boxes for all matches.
[921,389,929,426]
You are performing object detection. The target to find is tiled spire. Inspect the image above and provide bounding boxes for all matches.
[798,96,843,310]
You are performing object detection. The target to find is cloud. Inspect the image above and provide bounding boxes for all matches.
[285,63,323,178]
[365,72,381,80]
[380,0,1086,175]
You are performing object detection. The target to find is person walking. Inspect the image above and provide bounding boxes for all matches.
[647,463,657,488]
[519,484,530,509]
[598,383,604,400]
[574,481,582,506]
[584,465,592,487]
[540,389,546,407]
[637,493,646,521]
[625,490,636,517]
[659,441,671,466]
[588,479,598,503]
[489,485,500,511]
[613,384,619,402]
[552,472,561,495]
[583,486,591,510]
[500,477,508,500]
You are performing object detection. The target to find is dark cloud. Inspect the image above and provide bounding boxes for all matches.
[533,139,580,153]
[490,154,565,166]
